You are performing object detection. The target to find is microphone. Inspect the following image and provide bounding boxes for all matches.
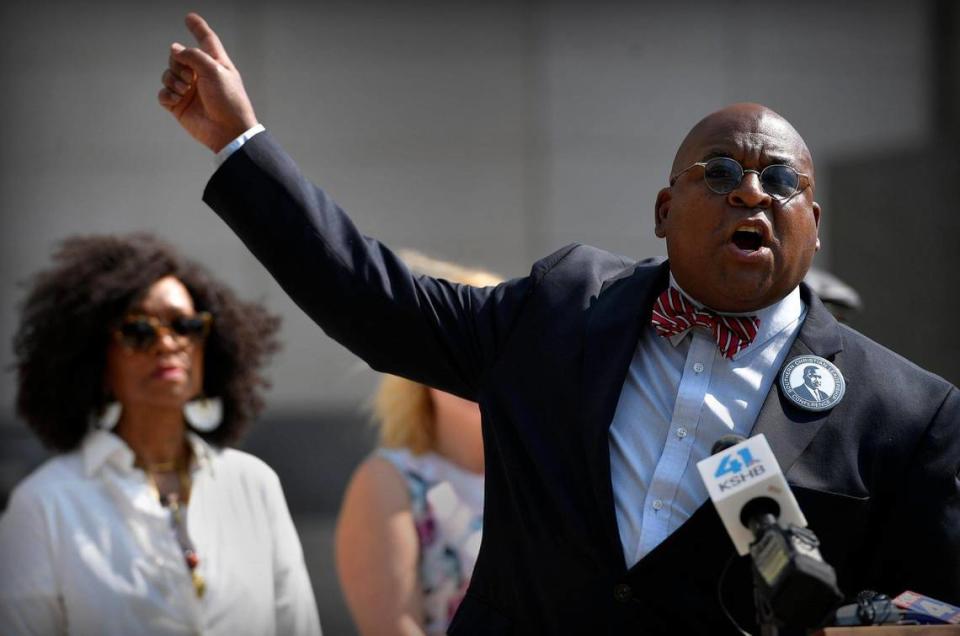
[833,590,960,627]
[697,433,807,556]
[698,433,842,631]
[711,434,747,456]
[833,591,902,626]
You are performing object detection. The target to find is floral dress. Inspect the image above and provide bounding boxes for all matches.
[377,448,484,635]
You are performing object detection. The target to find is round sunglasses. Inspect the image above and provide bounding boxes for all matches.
[670,156,810,201]
[114,312,213,351]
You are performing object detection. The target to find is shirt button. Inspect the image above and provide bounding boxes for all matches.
[693,362,705,373]
[676,427,687,439]
[652,499,663,511]
[613,583,633,602]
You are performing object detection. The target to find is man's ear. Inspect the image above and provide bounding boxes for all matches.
[654,187,671,238]
[812,201,821,251]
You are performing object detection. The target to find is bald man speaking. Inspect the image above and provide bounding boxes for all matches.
[160,13,959,635]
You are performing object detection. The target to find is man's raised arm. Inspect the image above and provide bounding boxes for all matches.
[155,13,540,402]
[158,12,258,153]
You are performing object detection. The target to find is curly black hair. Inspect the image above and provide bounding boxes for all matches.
[13,233,281,451]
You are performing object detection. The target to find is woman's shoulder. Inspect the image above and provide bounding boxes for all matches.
[214,447,280,483]
[342,452,412,511]
[355,452,409,489]
[203,448,293,517]
[8,452,86,504]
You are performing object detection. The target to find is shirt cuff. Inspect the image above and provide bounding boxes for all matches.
[214,124,266,168]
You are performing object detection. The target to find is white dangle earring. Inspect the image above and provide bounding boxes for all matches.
[92,402,122,430]
[183,397,223,432]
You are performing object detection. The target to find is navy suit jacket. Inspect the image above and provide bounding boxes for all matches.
[204,132,960,634]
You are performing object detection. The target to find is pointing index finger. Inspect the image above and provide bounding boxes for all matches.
[185,12,231,65]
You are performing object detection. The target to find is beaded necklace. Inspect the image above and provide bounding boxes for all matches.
[143,457,205,598]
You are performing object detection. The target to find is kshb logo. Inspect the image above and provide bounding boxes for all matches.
[713,447,766,492]
[697,434,807,555]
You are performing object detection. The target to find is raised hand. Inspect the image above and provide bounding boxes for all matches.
[158,13,259,153]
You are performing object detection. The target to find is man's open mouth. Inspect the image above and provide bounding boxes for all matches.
[731,226,764,252]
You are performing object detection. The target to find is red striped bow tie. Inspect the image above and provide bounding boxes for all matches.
[650,287,760,360]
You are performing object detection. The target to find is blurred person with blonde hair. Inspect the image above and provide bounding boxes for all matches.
[335,252,500,636]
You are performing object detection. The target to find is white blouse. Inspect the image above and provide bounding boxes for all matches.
[0,430,322,636]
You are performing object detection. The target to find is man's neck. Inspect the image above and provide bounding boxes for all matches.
[668,273,796,316]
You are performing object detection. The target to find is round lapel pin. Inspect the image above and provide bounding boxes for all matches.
[780,355,845,412]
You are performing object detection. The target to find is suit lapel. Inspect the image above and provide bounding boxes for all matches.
[751,284,845,474]
[581,260,670,572]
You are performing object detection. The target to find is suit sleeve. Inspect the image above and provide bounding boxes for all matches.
[203,131,534,400]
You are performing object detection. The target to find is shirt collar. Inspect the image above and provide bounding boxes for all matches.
[667,274,805,356]
[82,429,135,477]
[185,431,217,476]
[82,428,218,477]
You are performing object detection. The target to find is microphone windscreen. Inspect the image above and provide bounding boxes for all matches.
[711,434,746,456]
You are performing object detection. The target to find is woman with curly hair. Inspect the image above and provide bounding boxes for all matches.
[0,233,321,636]
[335,251,499,636]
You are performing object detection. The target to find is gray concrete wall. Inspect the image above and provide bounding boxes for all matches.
[827,1,960,384]
[0,0,936,418]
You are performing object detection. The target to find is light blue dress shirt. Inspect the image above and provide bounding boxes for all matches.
[608,276,806,567]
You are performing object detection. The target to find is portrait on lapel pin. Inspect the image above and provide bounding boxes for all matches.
[780,355,845,412]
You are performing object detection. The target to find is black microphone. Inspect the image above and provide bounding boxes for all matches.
[833,591,902,626]
[835,590,960,626]
[711,434,746,456]
[699,434,843,633]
